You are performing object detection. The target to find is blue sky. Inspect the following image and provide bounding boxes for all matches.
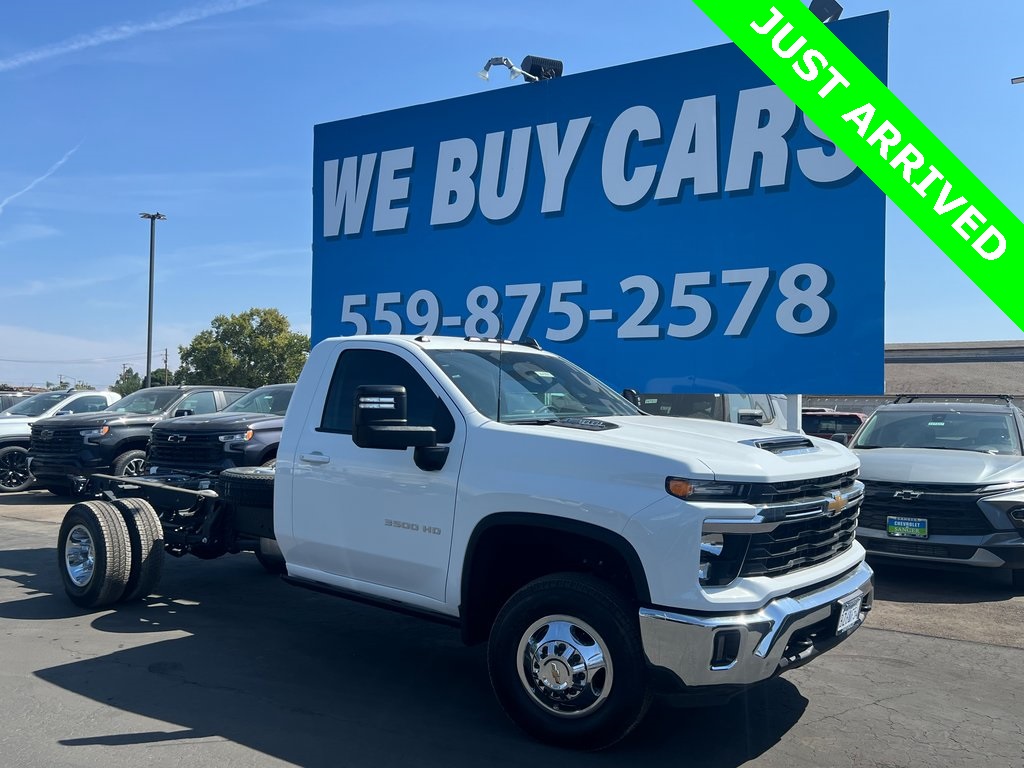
[0,0,1022,389]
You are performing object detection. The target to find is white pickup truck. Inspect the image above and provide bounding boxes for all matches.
[56,335,872,749]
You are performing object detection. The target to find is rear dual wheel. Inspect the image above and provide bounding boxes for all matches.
[57,498,164,608]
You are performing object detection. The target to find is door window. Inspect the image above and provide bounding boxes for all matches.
[321,349,454,441]
[176,391,218,415]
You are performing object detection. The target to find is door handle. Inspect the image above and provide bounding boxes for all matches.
[300,453,331,465]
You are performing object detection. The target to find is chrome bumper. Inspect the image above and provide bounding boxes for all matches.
[639,561,873,688]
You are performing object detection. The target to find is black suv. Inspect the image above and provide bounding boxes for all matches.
[147,383,294,474]
[28,385,249,495]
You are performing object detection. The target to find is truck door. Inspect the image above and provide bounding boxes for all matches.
[289,346,462,603]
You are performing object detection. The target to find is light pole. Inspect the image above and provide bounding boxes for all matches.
[139,212,166,388]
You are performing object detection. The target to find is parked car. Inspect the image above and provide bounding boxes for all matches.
[634,392,788,428]
[0,391,34,412]
[0,389,122,493]
[146,383,295,475]
[27,385,249,496]
[849,395,1024,590]
[802,408,867,440]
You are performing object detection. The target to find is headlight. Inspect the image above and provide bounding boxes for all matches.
[219,430,254,443]
[666,477,750,501]
[80,426,109,438]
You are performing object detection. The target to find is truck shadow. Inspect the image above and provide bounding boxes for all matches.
[0,546,806,766]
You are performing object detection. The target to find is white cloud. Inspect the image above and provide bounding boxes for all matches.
[0,222,60,249]
[0,0,268,73]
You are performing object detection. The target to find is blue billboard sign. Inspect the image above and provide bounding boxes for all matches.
[312,12,887,394]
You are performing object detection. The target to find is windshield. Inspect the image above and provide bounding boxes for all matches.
[2,391,72,417]
[223,385,293,415]
[426,349,640,423]
[852,409,1022,455]
[106,389,180,416]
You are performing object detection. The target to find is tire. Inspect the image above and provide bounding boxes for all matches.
[219,465,275,509]
[0,446,33,493]
[487,574,651,750]
[57,500,132,608]
[254,537,286,574]
[261,457,277,469]
[110,498,165,602]
[112,449,147,478]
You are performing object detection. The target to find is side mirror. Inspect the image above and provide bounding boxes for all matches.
[831,432,851,446]
[174,409,194,418]
[55,410,71,417]
[352,385,438,451]
[621,388,641,407]
[737,408,765,427]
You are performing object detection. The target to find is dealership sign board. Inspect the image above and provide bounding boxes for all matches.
[312,12,886,394]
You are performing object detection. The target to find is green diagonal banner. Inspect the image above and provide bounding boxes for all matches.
[693,0,1024,332]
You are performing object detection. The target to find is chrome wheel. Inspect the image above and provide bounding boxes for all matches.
[65,524,95,587]
[516,614,613,718]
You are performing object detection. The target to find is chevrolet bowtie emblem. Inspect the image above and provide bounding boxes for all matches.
[826,491,847,516]
[893,490,922,501]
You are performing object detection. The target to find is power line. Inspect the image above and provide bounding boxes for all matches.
[0,352,150,364]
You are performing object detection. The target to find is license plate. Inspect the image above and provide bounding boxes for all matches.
[886,515,928,538]
[836,593,863,634]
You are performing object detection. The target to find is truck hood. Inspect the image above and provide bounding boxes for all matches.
[498,414,858,483]
[0,415,33,434]
[153,412,284,434]
[33,412,163,429]
[854,447,1024,484]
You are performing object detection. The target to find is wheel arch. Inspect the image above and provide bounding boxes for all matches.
[459,512,650,646]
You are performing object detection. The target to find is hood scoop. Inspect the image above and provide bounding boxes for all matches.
[740,436,817,455]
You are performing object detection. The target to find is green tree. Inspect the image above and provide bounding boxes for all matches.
[176,308,309,387]
[112,367,144,396]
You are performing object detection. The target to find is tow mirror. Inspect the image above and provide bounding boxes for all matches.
[353,385,437,451]
[737,408,765,427]
[831,432,851,446]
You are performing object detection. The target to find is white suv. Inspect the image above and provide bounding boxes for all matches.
[0,389,122,493]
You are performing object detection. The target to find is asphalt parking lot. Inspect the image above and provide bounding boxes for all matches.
[1,491,1022,768]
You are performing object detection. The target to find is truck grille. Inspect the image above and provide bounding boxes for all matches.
[30,426,81,453]
[858,482,994,536]
[148,432,224,467]
[739,503,859,578]
[752,470,859,505]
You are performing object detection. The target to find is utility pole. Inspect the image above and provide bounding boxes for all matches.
[163,348,169,385]
[139,212,167,389]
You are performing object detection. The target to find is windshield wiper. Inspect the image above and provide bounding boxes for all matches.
[504,417,560,425]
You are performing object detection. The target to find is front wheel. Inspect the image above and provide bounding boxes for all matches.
[0,446,33,493]
[112,449,147,478]
[57,501,132,608]
[487,574,650,750]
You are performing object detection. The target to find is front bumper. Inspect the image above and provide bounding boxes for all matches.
[639,561,873,690]
[858,528,1024,569]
